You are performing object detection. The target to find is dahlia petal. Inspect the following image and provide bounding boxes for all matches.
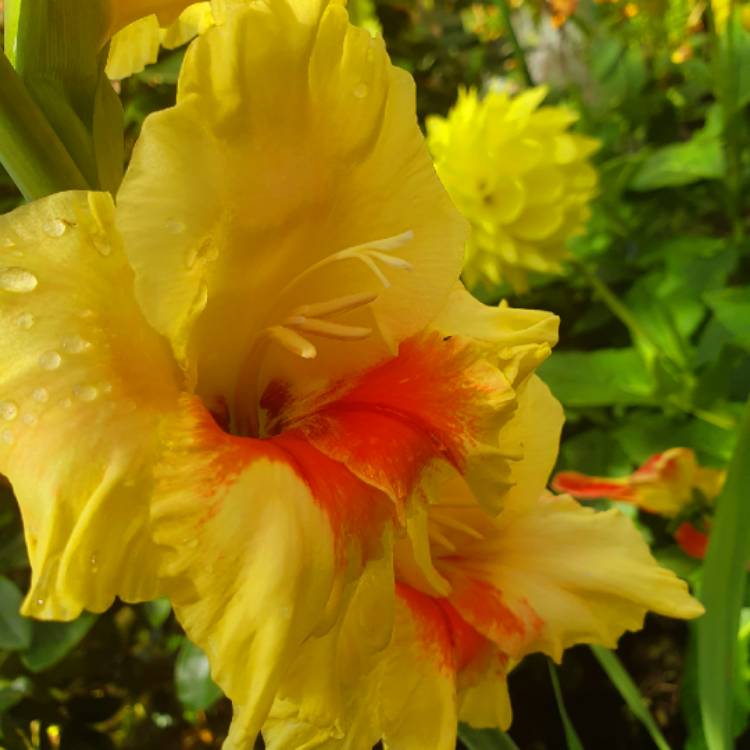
[0,192,181,619]
[116,0,465,419]
[151,396,392,745]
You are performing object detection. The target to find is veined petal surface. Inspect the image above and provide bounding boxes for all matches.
[116,0,466,427]
[0,192,181,619]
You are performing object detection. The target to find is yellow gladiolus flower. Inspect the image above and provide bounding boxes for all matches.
[107,3,215,80]
[427,87,599,293]
[263,378,703,749]
[0,0,564,744]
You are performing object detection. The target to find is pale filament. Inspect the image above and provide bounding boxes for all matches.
[261,229,414,360]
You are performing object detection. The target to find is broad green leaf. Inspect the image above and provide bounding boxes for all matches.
[0,676,31,713]
[0,577,31,651]
[175,639,223,713]
[698,399,750,750]
[539,349,655,407]
[704,287,750,351]
[628,137,725,191]
[547,661,585,750]
[458,724,520,750]
[21,613,97,673]
[590,646,671,750]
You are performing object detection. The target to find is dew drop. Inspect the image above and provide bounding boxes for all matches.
[353,82,368,98]
[35,598,44,607]
[62,335,92,354]
[2,237,16,248]
[32,387,49,403]
[89,553,99,573]
[43,219,67,238]
[166,219,186,234]
[0,267,38,293]
[21,413,37,426]
[0,401,18,421]
[73,384,98,402]
[15,312,34,330]
[1,429,14,445]
[38,351,62,370]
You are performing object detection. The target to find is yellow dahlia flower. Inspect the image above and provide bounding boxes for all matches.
[0,0,562,744]
[263,373,703,749]
[107,2,215,80]
[427,87,599,293]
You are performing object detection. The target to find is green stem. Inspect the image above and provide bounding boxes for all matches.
[0,52,88,200]
[706,0,744,240]
[572,258,653,344]
[493,0,534,87]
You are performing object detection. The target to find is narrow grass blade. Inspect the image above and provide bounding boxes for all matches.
[458,723,520,750]
[698,398,750,750]
[590,645,671,750]
[547,660,585,750]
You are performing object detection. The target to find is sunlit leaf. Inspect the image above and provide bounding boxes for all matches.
[539,349,655,407]
[175,638,223,713]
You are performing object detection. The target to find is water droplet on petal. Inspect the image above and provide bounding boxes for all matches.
[353,82,368,98]
[39,351,62,370]
[0,401,18,421]
[2,237,16,248]
[35,597,44,606]
[32,387,49,403]
[15,312,34,330]
[89,553,99,572]
[166,219,186,234]
[0,267,38,293]
[73,384,98,402]
[21,413,37,426]
[1,429,14,445]
[43,219,67,238]
[62,335,92,354]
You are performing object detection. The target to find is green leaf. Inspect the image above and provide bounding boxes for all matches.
[21,613,97,672]
[590,646,671,750]
[629,136,725,191]
[175,639,223,713]
[547,660,585,750]
[143,598,172,629]
[698,399,750,750]
[458,724,520,750]
[0,577,31,651]
[704,287,750,351]
[0,676,31,713]
[539,349,655,407]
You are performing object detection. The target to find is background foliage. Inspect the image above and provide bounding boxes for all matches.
[1,0,750,747]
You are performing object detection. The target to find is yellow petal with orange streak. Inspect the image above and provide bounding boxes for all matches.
[481,493,704,662]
